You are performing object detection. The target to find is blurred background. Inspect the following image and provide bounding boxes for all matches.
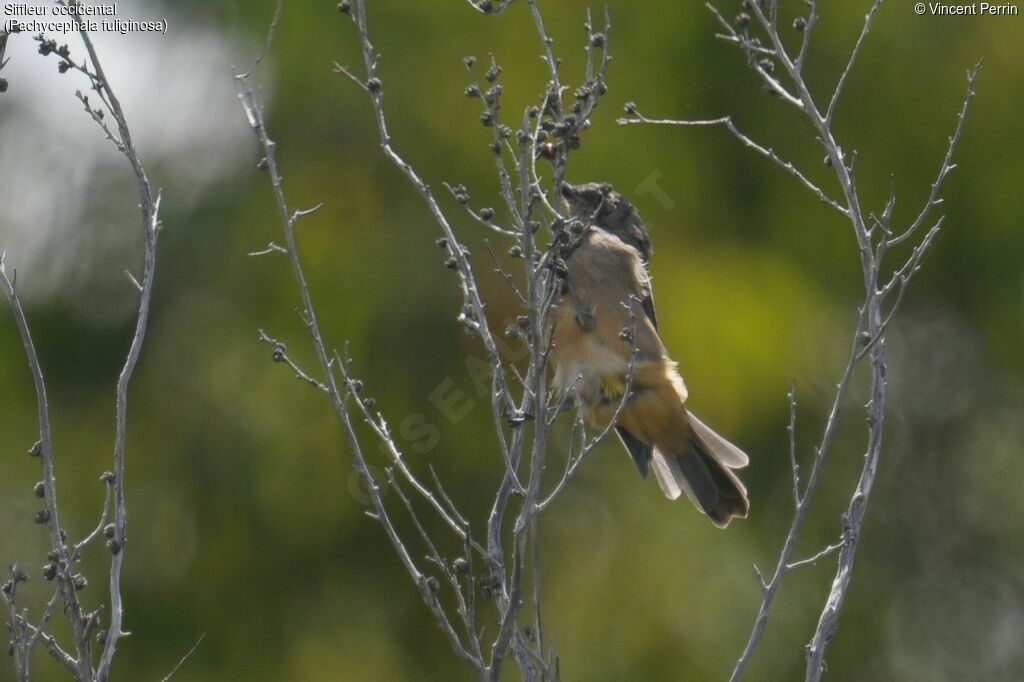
[1,1,1022,680]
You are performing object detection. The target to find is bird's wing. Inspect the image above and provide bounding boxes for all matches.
[615,426,651,478]
[641,286,658,330]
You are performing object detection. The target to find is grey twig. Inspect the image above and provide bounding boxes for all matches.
[465,0,516,15]
[623,2,981,679]
[796,0,819,73]
[342,2,515,415]
[238,78,488,675]
[159,633,207,682]
[826,0,883,124]
[0,28,11,71]
[1,256,90,680]
[75,22,162,678]
[331,60,367,91]
[386,469,481,663]
[257,330,330,392]
[786,541,844,572]
[888,63,981,247]
[618,112,847,215]
[444,182,519,237]
[2,15,160,680]
[236,0,283,80]
[787,384,800,508]
[248,241,288,257]
[337,352,487,555]
[705,3,802,109]
[246,0,626,679]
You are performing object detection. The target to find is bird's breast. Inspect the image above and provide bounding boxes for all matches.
[550,297,632,407]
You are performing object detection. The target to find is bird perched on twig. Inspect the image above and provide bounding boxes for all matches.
[550,181,749,528]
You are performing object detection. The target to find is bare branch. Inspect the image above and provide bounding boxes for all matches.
[331,60,367,91]
[795,0,819,74]
[257,330,330,392]
[660,4,983,680]
[341,1,515,415]
[730,317,866,682]
[888,62,982,247]
[18,617,78,675]
[248,241,288,257]
[826,0,883,124]
[123,269,143,293]
[0,28,11,71]
[159,634,206,682]
[385,470,482,666]
[444,182,518,237]
[706,3,803,109]
[235,0,282,80]
[335,351,487,556]
[74,25,163,679]
[73,479,114,556]
[787,384,800,508]
[1,256,94,680]
[465,0,516,16]
[786,541,844,572]
[618,111,847,215]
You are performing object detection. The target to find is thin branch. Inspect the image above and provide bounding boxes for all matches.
[445,183,518,237]
[4,565,28,681]
[0,28,11,71]
[331,60,367,91]
[888,62,982,247]
[64,21,164,679]
[159,634,206,682]
[73,479,114,556]
[484,240,527,304]
[714,33,776,57]
[706,3,803,109]
[257,330,331,392]
[527,0,563,108]
[238,10,490,674]
[679,3,982,680]
[429,464,472,531]
[465,0,516,16]
[24,585,64,665]
[336,352,487,556]
[248,241,288,257]
[796,0,819,74]
[805,310,887,680]
[18,617,78,675]
[618,111,847,215]
[385,470,482,666]
[1,254,91,681]
[787,384,800,508]
[729,317,866,682]
[786,541,844,572]
[826,0,883,124]
[235,0,282,80]
[341,1,515,415]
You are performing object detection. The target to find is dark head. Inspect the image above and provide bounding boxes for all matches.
[561,181,652,262]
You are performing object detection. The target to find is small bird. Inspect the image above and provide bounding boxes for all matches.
[550,182,749,528]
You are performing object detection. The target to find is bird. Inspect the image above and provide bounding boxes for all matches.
[549,181,749,528]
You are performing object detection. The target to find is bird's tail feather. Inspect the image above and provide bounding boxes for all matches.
[650,413,749,528]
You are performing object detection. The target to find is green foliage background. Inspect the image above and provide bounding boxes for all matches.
[2,1,1022,680]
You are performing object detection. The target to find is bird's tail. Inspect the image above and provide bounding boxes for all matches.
[650,412,750,529]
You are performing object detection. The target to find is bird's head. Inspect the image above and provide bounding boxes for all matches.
[561,181,652,261]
